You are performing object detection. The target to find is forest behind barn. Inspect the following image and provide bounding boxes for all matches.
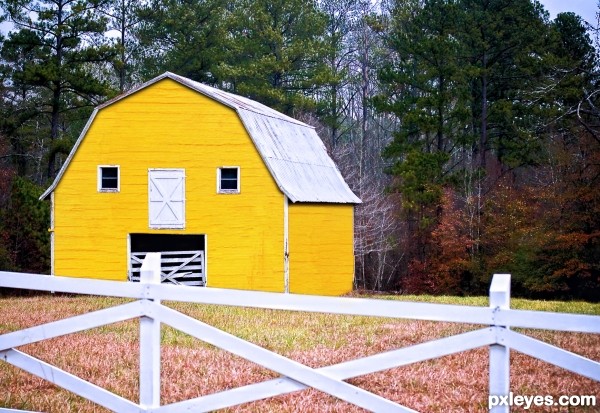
[0,0,598,300]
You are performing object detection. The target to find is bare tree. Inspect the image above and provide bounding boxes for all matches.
[314,0,405,290]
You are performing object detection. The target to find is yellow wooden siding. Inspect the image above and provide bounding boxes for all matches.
[288,203,354,295]
[53,78,285,292]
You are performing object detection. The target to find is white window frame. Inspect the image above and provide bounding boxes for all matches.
[98,165,120,192]
[217,166,241,194]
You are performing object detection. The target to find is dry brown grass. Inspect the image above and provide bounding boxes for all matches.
[0,294,599,412]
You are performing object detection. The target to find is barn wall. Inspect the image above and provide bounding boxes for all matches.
[53,78,285,292]
[288,203,354,295]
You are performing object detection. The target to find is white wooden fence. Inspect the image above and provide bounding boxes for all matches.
[0,253,599,413]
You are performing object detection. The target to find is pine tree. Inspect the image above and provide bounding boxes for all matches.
[100,0,142,92]
[374,0,598,295]
[0,0,116,180]
[215,0,332,114]
[133,0,227,84]
[374,0,471,252]
[457,0,550,172]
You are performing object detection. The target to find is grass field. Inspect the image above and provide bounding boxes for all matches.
[0,293,599,412]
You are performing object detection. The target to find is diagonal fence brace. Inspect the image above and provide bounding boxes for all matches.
[0,301,145,351]
[154,328,497,413]
[152,302,416,413]
[502,329,600,382]
[1,349,140,412]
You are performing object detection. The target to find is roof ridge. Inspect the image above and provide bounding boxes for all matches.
[166,73,313,129]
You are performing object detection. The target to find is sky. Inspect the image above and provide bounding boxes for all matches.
[541,0,598,26]
[0,1,598,36]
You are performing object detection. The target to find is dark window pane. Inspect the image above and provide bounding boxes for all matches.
[220,168,238,191]
[102,177,118,189]
[103,167,118,178]
[220,179,238,190]
[101,167,118,189]
[221,168,238,179]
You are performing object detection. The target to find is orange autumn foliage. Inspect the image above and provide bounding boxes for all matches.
[403,189,475,295]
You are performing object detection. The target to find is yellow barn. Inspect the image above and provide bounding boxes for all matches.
[40,72,361,295]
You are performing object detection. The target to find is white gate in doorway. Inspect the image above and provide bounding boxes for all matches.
[129,250,205,286]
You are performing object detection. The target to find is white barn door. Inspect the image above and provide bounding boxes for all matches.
[148,169,186,229]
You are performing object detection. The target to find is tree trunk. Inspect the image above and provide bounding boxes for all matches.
[120,0,126,93]
[480,54,488,171]
[48,2,64,179]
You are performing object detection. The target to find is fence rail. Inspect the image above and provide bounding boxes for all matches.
[0,254,599,412]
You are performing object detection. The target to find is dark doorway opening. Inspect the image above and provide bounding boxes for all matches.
[130,233,205,252]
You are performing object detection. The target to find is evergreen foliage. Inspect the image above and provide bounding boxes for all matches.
[100,0,143,92]
[214,0,332,114]
[0,0,117,179]
[0,176,49,273]
[374,0,599,299]
[133,0,227,84]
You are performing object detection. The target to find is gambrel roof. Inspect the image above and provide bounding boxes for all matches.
[40,72,360,204]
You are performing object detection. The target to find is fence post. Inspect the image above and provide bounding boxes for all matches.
[489,274,511,413]
[140,253,162,409]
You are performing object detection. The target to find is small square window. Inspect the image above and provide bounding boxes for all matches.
[98,166,120,192]
[218,167,240,193]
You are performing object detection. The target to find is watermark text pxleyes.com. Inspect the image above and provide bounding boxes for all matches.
[489,392,596,410]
